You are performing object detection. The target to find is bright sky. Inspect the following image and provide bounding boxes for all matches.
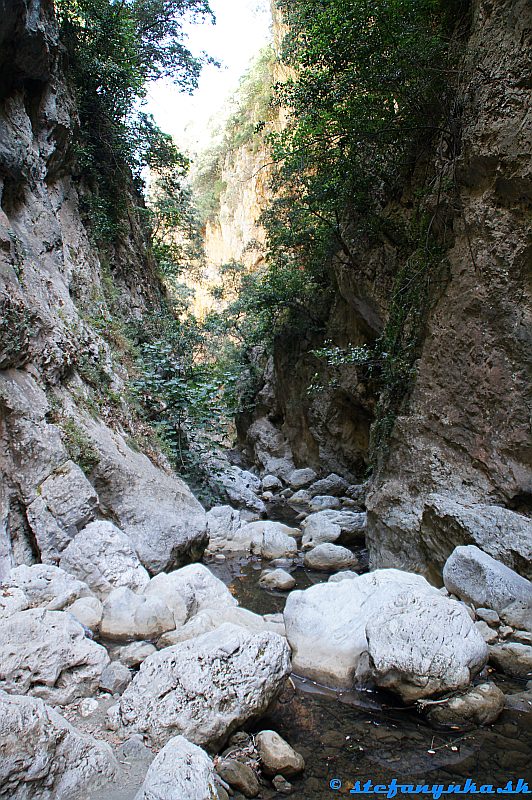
[145,0,272,156]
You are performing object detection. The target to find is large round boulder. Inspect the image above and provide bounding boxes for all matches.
[111,623,291,750]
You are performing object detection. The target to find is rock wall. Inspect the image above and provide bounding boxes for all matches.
[0,0,207,579]
[235,0,532,579]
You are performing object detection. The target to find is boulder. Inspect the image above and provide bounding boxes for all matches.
[288,469,317,490]
[143,564,237,623]
[475,620,497,644]
[5,563,93,610]
[284,569,487,695]
[443,545,532,613]
[303,543,358,572]
[227,521,299,559]
[86,417,208,574]
[308,474,349,498]
[0,690,118,799]
[113,623,291,749]
[301,510,366,549]
[99,662,132,695]
[100,587,175,642]
[366,592,489,701]
[206,505,242,543]
[134,735,218,800]
[67,596,103,633]
[255,730,305,777]
[111,641,157,669]
[0,608,109,705]
[489,643,532,678]
[259,569,296,592]
[504,690,532,713]
[246,417,295,480]
[157,606,280,648]
[0,586,29,618]
[215,759,259,798]
[476,607,500,627]
[421,497,532,579]
[309,495,341,513]
[423,683,505,727]
[328,571,359,583]
[219,466,265,514]
[59,521,149,599]
[25,460,99,563]
[262,475,283,492]
[500,600,532,633]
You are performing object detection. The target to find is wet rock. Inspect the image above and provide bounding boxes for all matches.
[59,520,149,599]
[301,510,366,549]
[259,569,296,592]
[112,641,157,668]
[475,620,498,643]
[157,606,282,647]
[0,690,118,799]
[366,591,488,702]
[216,758,259,798]
[308,474,349,498]
[5,563,93,610]
[144,564,237,622]
[113,623,291,749]
[229,521,299,559]
[0,608,109,705]
[476,607,500,626]
[504,690,532,713]
[443,545,532,613]
[99,662,132,694]
[303,543,358,572]
[135,735,218,800]
[423,683,505,727]
[255,730,305,777]
[489,642,532,678]
[288,468,317,490]
[272,775,294,794]
[100,587,175,642]
[67,595,103,633]
[285,569,487,694]
[0,586,29,618]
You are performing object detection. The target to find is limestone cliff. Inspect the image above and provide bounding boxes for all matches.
[232,0,532,579]
[0,0,207,579]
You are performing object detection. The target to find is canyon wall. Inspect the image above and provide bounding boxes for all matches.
[0,0,207,579]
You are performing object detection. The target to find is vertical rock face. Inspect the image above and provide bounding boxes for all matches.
[233,0,531,577]
[366,0,532,577]
[0,1,207,577]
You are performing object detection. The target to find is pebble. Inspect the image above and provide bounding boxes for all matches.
[273,774,294,794]
[499,625,514,638]
[476,607,500,627]
[79,697,98,717]
[215,758,259,798]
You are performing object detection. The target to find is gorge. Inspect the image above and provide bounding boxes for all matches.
[0,0,531,798]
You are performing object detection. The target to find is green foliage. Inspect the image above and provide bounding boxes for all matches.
[60,418,100,475]
[56,0,214,242]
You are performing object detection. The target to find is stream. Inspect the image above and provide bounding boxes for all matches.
[207,552,532,799]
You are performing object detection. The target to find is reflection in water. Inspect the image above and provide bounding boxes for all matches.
[208,553,532,799]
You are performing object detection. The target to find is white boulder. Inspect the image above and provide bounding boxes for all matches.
[0,690,118,799]
[157,605,280,647]
[228,520,298,558]
[143,564,237,623]
[134,735,218,800]
[113,623,291,749]
[100,587,175,642]
[5,563,93,610]
[0,608,109,705]
[0,586,29,618]
[443,545,532,613]
[303,543,358,572]
[301,510,366,549]
[67,596,103,633]
[259,569,296,592]
[59,521,149,599]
